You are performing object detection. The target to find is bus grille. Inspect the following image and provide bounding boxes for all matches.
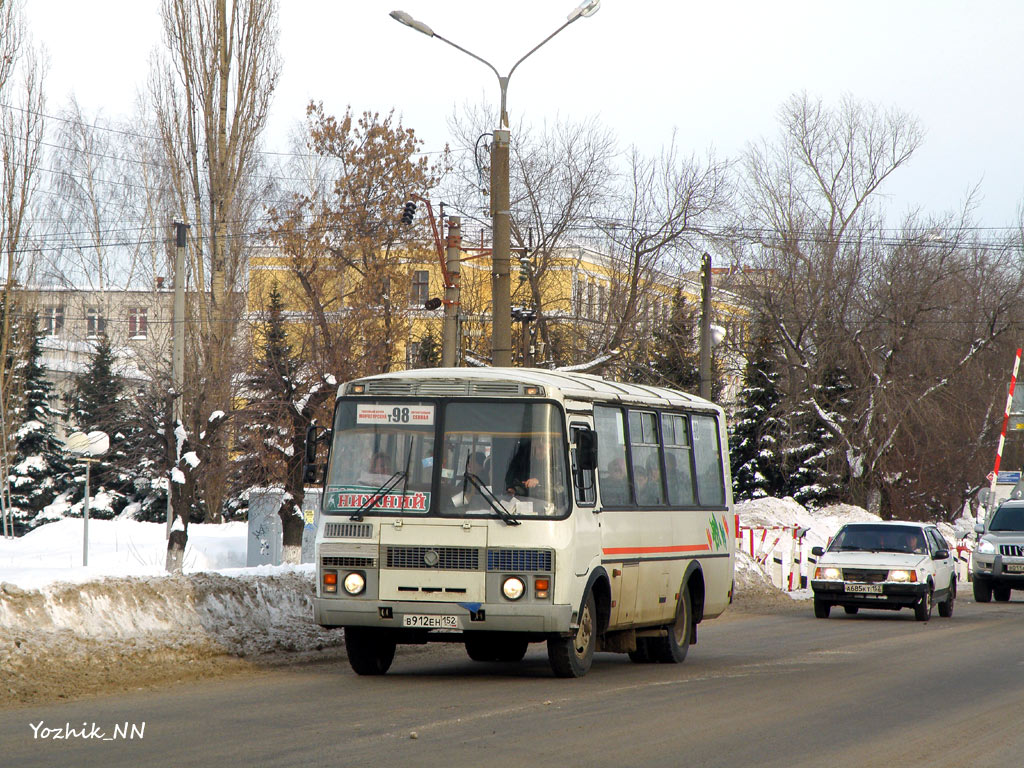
[386,546,480,570]
[487,549,552,572]
[324,522,373,539]
[322,556,376,568]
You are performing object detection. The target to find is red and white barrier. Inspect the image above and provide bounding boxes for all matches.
[737,524,810,591]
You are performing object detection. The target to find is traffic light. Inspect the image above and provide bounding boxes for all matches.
[401,201,417,225]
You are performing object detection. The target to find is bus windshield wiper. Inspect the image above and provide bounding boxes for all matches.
[350,470,407,521]
[464,472,520,526]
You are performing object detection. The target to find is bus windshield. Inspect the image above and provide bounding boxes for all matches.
[324,400,569,519]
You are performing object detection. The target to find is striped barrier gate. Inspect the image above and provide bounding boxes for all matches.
[737,524,811,591]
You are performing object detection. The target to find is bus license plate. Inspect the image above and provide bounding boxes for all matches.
[402,614,459,629]
[845,583,883,594]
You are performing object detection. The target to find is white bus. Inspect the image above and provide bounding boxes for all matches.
[311,368,734,678]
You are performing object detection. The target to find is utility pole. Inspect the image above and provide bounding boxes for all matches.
[491,129,513,367]
[167,220,189,537]
[442,216,462,367]
[699,252,713,401]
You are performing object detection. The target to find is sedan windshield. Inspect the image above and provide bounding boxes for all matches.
[827,524,927,554]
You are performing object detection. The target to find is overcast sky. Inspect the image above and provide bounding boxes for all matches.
[22,0,1024,232]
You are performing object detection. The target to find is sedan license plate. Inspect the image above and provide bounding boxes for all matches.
[402,614,459,629]
[1007,564,1024,573]
[844,583,883,594]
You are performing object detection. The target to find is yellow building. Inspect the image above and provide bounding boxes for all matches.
[246,240,750,393]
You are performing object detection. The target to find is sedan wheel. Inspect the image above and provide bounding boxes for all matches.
[914,586,933,622]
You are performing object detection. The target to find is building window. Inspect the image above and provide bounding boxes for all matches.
[572,277,583,316]
[128,307,148,339]
[597,284,607,318]
[87,307,106,338]
[586,282,595,319]
[40,306,64,336]
[410,270,430,306]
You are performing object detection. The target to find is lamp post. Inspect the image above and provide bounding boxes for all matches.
[390,1,600,367]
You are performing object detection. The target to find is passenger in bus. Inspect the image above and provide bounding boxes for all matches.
[369,451,392,475]
[635,457,663,506]
[455,451,489,508]
[601,458,630,506]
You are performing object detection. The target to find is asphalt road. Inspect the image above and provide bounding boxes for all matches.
[6,597,1024,768]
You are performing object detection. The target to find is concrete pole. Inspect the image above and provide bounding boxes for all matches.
[83,459,90,567]
[167,221,188,537]
[699,252,713,401]
[442,216,462,368]
[491,129,513,367]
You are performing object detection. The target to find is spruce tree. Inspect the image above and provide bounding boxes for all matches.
[8,324,69,528]
[787,366,853,507]
[640,288,723,398]
[729,322,787,500]
[62,335,129,518]
[229,284,298,518]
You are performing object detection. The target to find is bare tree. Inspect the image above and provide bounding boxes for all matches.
[150,0,280,567]
[739,93,1024,517]
[0,0,45,533]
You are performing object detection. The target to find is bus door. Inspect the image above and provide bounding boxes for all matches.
[569,420,601,579]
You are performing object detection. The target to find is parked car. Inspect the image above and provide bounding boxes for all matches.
[972,499,1024,602]
[810,521,956,621]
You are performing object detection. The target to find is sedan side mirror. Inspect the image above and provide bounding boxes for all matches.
[811,546,824,557]
[932,549,950,560]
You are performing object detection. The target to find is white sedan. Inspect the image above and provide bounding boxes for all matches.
[810,521,956,621]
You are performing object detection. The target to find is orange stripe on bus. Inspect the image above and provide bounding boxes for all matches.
[602,544,710,555]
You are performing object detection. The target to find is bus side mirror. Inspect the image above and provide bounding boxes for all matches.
[303,424,331,484]
[577,429,598,472]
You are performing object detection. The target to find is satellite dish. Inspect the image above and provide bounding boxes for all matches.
[64,430,109,456]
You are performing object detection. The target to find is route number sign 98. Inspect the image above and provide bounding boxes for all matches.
[356,403,435,426]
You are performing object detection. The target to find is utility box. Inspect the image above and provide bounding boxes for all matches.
[246,489,321,566]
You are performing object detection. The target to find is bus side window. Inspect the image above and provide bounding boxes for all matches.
[662,413,695,506]
[571,424,596,506]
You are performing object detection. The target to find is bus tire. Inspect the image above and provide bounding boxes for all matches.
[547,591,596,678]
[648,585,692,664]
[628,638,654,663]
[344,627,396,675]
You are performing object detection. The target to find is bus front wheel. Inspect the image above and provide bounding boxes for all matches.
[548,591,596,678]
[344,627,396,676]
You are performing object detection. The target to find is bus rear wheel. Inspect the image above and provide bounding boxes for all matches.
[648,586,692,663]
[344,627,396,675]
[548,591,596,678]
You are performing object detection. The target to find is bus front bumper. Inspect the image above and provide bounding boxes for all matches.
[315,597,573,634]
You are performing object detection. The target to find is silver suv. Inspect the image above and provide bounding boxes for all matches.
[973,500,1024,602]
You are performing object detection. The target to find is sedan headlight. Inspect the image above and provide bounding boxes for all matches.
[977,539,996,555]
[888,569,918,583]
[815,566,843,581]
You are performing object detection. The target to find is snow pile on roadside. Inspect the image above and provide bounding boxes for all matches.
[0,518,248,589]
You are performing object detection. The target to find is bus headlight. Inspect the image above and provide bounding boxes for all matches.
[502,576,526,600]
[343,572,366,595]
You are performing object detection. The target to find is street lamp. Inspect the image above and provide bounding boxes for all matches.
[390,1,600,367]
